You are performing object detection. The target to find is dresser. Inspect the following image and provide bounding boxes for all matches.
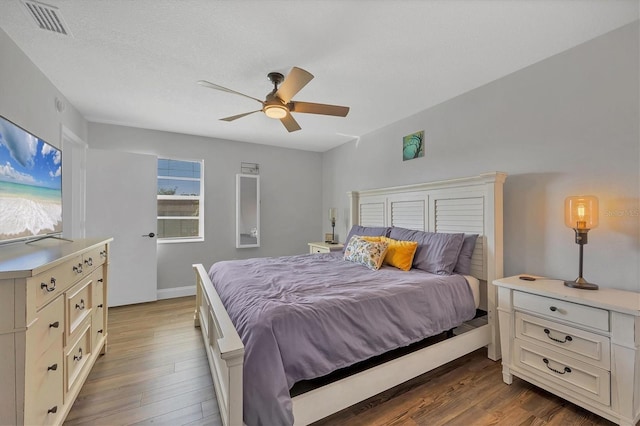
[494,276,640,426]
[308,242,344,254]
[0,238,112,426]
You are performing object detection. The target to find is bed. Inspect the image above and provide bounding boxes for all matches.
[193,171,507,426]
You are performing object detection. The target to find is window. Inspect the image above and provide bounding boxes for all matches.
[157,158,204,242]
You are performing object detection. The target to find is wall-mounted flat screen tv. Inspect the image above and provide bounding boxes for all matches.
[0,115,62,244]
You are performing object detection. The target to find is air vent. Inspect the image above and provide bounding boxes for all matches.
[21,0,69,35]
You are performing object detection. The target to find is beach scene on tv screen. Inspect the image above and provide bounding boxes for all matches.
[0,117,62,241]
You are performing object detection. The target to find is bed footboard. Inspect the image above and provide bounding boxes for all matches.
[193,264,244,426]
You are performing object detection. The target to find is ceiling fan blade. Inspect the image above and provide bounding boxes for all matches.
[280,113,301,132]
[220,110,261,122]
[275,67,314,103]
[289,101,350,117]
[197,80,264,104]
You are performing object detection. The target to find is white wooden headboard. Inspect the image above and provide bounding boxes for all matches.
[347,172,507,317]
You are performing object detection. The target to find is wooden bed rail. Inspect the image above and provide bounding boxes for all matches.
[193,263,244,426]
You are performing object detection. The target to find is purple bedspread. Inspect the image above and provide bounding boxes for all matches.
[208,253,476,426]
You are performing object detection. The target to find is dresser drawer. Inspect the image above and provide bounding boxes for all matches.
[27,296,64,359]
[82,245,108,272]
[515,312,610,369]
[65,322,92,393]
[29,254,83,310]
[92,267,105,309]
[514,340,610,406]
[66,277,93,337]
[24,339,64,426]
[92,268,106,350]
[513,291,609,332]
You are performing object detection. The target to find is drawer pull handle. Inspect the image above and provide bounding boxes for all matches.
[73,264,83,274]
[41,278,56,292]
[98,329,103,334]
[73,348,83,361]
[100,250,107,258]
[47,406,58,414]
[49,321,59,328]
[98,278,104,283]
[85,257,93,266]
[549,306,557,312]
[98,303,104,308]
[47,363,58,371]
[75,299,85,310]
[544,328,572,343]
[543,358,571,374]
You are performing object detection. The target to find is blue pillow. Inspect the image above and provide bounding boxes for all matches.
[388,227,464,275]
[343,225,391,252]
[453,234,479,275]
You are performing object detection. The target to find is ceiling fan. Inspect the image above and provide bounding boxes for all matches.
[197,67,350,132]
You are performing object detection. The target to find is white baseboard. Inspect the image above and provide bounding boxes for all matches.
[157,285,196,300]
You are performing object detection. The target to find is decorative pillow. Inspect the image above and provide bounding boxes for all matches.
[454,234,479,275]
[388,227,465,275]
[343,236,389,270]
[343,225,391,252]
[362,236,418,271]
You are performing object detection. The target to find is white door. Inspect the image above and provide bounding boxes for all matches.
[85,149,158,306]
[61,126,87,239]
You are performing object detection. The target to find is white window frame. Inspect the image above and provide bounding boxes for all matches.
[157,157,204,244]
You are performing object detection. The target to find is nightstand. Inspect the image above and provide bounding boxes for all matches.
[493,275,640,426]
[308,242,344,254]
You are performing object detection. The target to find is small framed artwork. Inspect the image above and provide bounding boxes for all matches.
[403,130,424,161]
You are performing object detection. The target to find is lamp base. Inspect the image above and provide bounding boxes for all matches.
[564,279,598,290]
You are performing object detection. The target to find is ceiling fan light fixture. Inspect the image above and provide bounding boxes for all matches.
[264,104,288,119]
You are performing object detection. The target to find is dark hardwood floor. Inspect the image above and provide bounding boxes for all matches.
[65,297,619,426]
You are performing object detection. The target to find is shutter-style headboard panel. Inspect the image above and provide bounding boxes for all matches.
[347,172,506,284]
[433,197,485,279]
[391,199,426,231]
[359,202,385,227]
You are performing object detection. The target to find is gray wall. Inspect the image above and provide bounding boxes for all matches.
[322,22,640,292]
[0,29,87,152]
[89,123,323,290]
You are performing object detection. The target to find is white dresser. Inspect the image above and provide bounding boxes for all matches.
[494,276,640,426]
[0,238,112,426]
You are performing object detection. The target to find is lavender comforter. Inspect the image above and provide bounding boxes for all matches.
[208,252,476,426]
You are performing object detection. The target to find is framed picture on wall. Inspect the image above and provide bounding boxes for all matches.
[403,130,424,161]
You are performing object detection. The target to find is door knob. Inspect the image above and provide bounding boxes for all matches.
[142,232,155,238]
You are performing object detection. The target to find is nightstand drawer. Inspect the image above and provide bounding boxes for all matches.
[308,242,343,254]
[515,312,610,369]
[513,291,609,332]
[514,340,610,406]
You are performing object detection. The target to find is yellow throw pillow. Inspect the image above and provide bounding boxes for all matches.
[361,236,383,243]
[363,236,418,271]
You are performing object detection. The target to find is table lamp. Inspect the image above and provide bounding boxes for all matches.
[328,208,337,244]
[564,195,599,290]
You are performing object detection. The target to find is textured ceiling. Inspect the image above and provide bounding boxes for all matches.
[0,1,637,152]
